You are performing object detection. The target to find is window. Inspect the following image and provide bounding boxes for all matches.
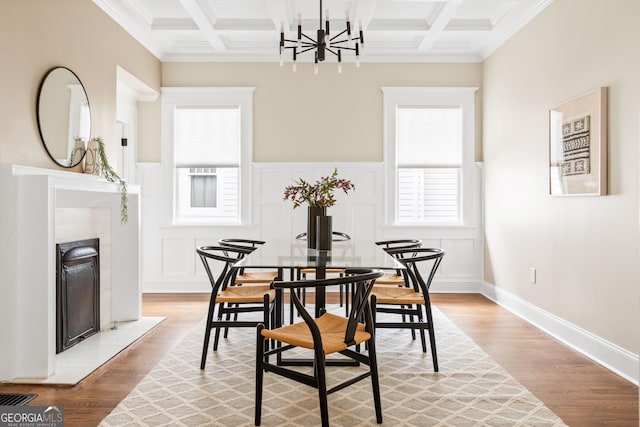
[382,87,477,225]
[162,88,254,225]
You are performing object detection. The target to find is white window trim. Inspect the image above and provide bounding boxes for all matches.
[162,87,254,226]
[382,87,478,226]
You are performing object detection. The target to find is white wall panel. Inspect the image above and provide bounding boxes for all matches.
[161,238,192,275]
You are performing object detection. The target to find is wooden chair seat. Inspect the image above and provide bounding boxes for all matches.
[217,285,275,303]
[375,272,405,285]
[371,285,424,305]
[234,271,278,284]
[262,312,369,354]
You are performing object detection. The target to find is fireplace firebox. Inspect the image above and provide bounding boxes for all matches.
[56,238,100,354]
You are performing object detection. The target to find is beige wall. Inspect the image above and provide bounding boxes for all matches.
[5,0,636,358]
[0,0,161,170]
[483,0,640,353]
[161,62,483,162]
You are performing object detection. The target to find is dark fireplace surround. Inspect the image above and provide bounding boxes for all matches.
[56,238,100,354]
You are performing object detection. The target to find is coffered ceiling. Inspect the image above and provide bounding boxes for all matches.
[93,0,553,63]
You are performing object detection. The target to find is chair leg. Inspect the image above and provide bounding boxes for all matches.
[223,303,234,339]
[367,336,383,424]
[414,305,427,353]
[407,305,417,340]
[255,324,265,426]
[200,291,217,370]
[213,302,225,351]
[315,350,329,427]
[424,301,438,372]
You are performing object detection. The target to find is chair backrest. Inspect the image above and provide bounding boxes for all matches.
[376,239,422,276]
[385,247,444,295]
[295,232,351,242]
[218,238,266,250]
[196,245,254,293]
[389,248,444,297]
[217,239,267,274]
[375,239,422,251]
[273,268,383,345]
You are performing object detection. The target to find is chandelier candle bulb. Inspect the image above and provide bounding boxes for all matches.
[325,10,330,48]
[292,48,297,71]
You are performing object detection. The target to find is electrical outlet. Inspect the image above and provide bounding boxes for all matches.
[530,267,536,284]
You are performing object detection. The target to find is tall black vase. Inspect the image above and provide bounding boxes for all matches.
[316,215,333,251]
[307,206,326,249]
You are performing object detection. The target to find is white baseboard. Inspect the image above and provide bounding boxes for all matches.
[479,281,638,385]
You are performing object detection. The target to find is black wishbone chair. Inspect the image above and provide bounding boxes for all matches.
[371,247,444,371]
[374,239,424,340]
[255,268,384,427]
[197,245,276,370]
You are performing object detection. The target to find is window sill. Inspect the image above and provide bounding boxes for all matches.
[382,223,479,230]
[161,222,255,230]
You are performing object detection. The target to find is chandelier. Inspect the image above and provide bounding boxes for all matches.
[279,0,364,73]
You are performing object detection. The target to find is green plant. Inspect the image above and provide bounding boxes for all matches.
[283,168,355,209]
[93,137,128,223]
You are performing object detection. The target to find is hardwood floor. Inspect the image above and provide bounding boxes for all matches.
[0,293,636,426]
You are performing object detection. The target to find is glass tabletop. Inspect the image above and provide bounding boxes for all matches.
[234,238,404,270]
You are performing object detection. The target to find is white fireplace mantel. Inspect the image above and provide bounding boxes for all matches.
[0,164,141,381]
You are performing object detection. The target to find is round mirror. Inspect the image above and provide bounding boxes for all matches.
[36,67,91,168]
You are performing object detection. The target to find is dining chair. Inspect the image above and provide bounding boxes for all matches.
[255,268,384,427]
[370,247,444,371]
[197,245,276,370]
[295,232,351,316]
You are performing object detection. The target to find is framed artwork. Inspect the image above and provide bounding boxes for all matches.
[549,87,608,196]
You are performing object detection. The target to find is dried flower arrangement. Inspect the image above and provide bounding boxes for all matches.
[283,168,355,209]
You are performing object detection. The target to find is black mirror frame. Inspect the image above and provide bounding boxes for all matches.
[36,66,91,168]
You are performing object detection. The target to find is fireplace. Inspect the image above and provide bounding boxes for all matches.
[56,238,100,353]
[0,164,141,382]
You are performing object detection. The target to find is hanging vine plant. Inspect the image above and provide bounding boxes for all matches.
[90,137,128,223]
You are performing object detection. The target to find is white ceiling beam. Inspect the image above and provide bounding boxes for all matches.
[265,0,291,36]
[350,0,377,30]
[178,0,226,51]
[417,0,463,51]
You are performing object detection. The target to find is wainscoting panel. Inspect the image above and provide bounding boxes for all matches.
[441,238,478,279]
[161,238,193,276]
[140,162,483,293]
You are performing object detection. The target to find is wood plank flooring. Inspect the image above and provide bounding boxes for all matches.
[0,293,636,426]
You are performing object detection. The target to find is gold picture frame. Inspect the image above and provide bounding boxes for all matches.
[549,87,608,196]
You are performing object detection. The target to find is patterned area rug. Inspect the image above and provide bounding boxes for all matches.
[100,306,567,426]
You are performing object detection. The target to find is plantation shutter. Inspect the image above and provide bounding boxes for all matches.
[396,106,462,222]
